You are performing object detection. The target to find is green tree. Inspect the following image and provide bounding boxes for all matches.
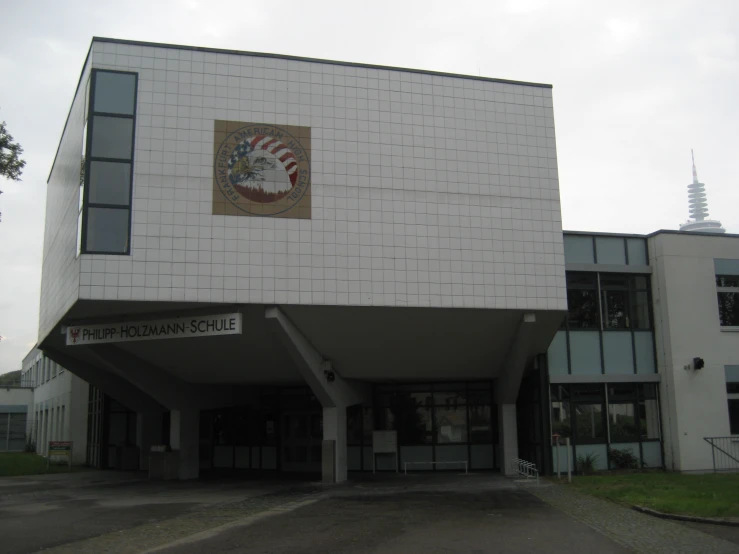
[0,121,25,181]
[0,120,26,222]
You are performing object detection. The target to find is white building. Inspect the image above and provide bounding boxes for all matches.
[548,230,739,474]
[0,384,33,452]
[20,349,88,464]
[34,37,737,480]
[36,37,565,481]
[650,231,739,470]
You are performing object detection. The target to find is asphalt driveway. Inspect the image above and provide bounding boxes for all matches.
[2,471,735,554]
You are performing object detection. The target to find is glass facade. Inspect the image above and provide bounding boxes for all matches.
[194,383,496,473]
[563,234,648,266]
[369,382,495,471]
[549,271,656,375]
[550,383,662,470]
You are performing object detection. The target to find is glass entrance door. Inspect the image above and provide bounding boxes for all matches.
[281,411,322,473]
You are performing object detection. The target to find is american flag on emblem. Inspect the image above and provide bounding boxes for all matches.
[228,135,298,190]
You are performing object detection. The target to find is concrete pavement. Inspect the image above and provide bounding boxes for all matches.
[2,471,738,553]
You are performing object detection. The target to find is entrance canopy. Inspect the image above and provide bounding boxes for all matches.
[40,300,564,387]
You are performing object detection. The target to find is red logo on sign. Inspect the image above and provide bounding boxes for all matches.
[70,328,80,343]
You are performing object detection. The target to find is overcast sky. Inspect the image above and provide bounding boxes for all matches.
[0,0,737,374]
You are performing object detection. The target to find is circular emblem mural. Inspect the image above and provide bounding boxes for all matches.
[213,122,311,217]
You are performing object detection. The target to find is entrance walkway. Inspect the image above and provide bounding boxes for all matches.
[153,473,629,554]
[3,470,737,553]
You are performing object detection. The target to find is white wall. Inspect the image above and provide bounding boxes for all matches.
[38,38,565,340]
[22,349,88,463]
[0,387,33,452]
[0,387,33,407]
[650,232,739,471]
[38,56,91,341]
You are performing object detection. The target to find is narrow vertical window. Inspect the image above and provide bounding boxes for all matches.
[716,275,739,327]
[80,69,137,254]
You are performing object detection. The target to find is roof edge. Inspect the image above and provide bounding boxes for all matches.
[91,36,553,89]
[647,229,739,239]
[564,229,739,239]
[47,41,94,183]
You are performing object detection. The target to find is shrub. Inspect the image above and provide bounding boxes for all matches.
[609,447,639,469]
[24,427,36,453]
[577,452,599,474]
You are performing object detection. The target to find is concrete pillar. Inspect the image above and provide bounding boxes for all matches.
[170,409,199,480]
[498,403,519,476]
[322,406,348,483]
[265,306,370,484]
[137,412,164,471]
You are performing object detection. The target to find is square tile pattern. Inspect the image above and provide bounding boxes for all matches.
[40,40,567,339]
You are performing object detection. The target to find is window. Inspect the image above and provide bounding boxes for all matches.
[434,390,467,444]
[80,69,137,255]
[638,384,661,440]
[567,273,599,328]
[347,405,363,445]
[598,275,651,330]
[550,385,571,439]
[563,235,594,264]
[468,389,493,443]
[375,384,492,446]
[607,385,638,442]
[730,400,739,435]
[595,236,626,265]
[717,275,739,327]
[600,275,629,329]
[563,234,648,266]
[728,366,739,435]
[572,386,606,444]
[626,238,648,265]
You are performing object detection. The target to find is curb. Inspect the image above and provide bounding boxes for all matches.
[632,505,739,527]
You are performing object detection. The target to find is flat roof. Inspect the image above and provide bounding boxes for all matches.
[92,37,554,89]
[564,229,739,239]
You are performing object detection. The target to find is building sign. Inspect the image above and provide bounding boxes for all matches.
[66,313,242,346]
[48,441,72,455]
[213,120,311,219]
[48,441,73,470]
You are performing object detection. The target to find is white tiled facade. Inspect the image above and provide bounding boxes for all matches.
[40,38,566,341]
[39,58,91,340]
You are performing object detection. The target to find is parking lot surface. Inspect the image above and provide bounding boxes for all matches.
[1,471,737,553]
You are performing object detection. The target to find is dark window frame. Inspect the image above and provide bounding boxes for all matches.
[560,271,655,375]
[716,275,739,327]
[80,69,137,255]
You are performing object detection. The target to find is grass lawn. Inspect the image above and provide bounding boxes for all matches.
[571,472,739,518]
[0,452,82,477]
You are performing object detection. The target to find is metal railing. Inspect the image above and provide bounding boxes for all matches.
[512,458,539,484]
[704,436,739,471]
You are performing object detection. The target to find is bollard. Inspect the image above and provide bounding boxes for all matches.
[566,437,572,483]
